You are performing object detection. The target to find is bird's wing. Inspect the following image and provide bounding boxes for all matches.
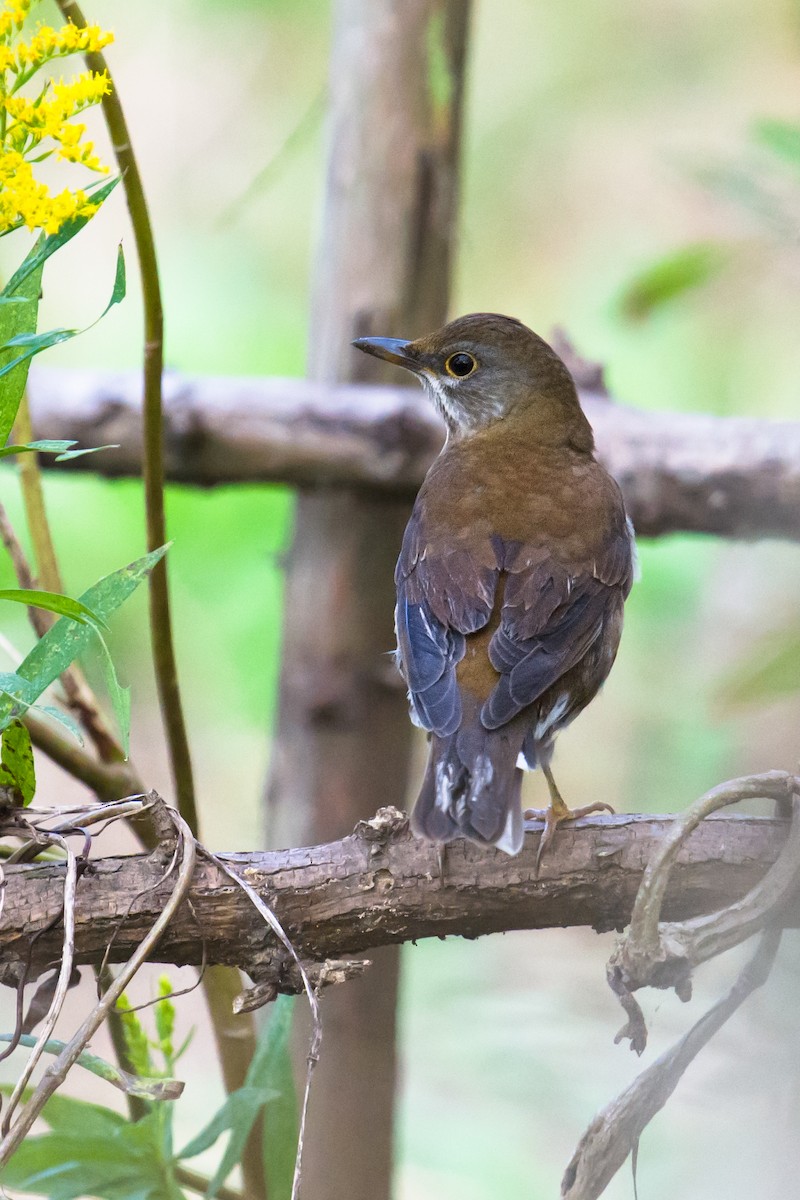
[481,524,633,730]
[394,508,498,736]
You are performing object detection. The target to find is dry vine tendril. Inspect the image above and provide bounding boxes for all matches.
[562,770,800,1200]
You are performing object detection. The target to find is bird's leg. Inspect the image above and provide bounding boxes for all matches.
[525,759,614,874]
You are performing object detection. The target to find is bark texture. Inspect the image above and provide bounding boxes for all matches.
[0,812,790,982]
[26,367,800,540]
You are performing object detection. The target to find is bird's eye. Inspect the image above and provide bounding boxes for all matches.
[444,352,477,379]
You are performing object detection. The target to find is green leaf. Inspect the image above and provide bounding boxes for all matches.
[55,443,118,461]
[0,1036,183,1102]
[0,176,120,445]
[178,1087,279,1184]
[0,245,126,396]
[177,1003,297,1197]
[36,704,85,744]
[0,240,44,447]
[753,118,800,171]
[0,670,30,697]
[23,439,77,452]
[0,439,76,459]
[259,996,299,1200]
[93,628,131,755]
[1,718,35,804]
[0,1110,184,1200]
[0,1133,136,1199]
[0,439,118,460]
[0,545,169,734]
[177,996,297,1198]
[617,241,732,321]
[0,1084,128,1139]
[0,587,107,627]
[2,176,120,296]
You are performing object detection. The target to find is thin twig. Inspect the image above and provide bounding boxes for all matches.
[1,830,77,1134]
[627,771,795,957]
[561,925,784,1200]
[0,500,36,594]
[0,802,196,1163]
[608,771,800,1053]
[562,777,800,1198]
[203,849,321,1200]
[0,1032,183,1103]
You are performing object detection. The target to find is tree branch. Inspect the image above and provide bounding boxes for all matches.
[0,809,792,987]
[25,367,800,540]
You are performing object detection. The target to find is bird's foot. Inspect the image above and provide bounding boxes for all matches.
[524,798,615,876]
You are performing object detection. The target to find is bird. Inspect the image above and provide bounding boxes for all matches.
[353,313,635,865]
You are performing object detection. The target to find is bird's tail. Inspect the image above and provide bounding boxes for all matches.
[411,716,524,856]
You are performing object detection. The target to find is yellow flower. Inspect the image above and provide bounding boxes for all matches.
[13,20,114,69]
[0,0,31,40]
[0,2,113,235]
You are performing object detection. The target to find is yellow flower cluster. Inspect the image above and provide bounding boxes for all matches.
[0,150,96,234]
[0,0,114,235]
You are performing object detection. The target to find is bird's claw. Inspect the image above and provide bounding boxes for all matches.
[524,800,615,877]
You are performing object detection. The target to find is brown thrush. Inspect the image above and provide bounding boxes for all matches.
[354,313,635,864]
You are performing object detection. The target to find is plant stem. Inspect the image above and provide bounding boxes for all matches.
[13,396,64,593]
[54,8,264,1197]
[98,966,149,1124]
[175,1165,242,1200]
[56,0,198,833]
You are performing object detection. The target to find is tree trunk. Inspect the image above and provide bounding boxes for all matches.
[264,3,470,1197]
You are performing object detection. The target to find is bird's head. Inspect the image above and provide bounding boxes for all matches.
[353,312,591,448]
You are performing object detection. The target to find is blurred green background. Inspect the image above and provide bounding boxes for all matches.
[2,0,800,1196]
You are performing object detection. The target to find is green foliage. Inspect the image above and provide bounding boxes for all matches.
[0,991,300,1200]
[115,995,156,1079]
[93,629,132,756]
[259,996,300,1200]
[0,439,119,461]
[753,117,800,171]
[0,718,34,804]
[154,976,177,1061]
[180,994,298,1198]
[0,244,126,408]
[0,545,168,743]
[0,1102,185,1200]
[0,177,121,452]
[0,588,106,627]
[0,1033,183,1102]
[616,241,732,321]
[180,1087,279,1196]
[3,177,121,296]
[0,250,44,448]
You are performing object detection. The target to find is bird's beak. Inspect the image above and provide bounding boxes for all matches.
[352,336,418,371]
